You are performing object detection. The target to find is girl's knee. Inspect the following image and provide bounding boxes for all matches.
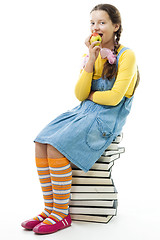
[35,142,47,158]
[47,144,65,158]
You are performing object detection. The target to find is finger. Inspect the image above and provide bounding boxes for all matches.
[94,45,101,49]
[87,35,91,42]
[90,41,101,48]
[86,34,93,43]
[89,34,92,40]
[93,46,101,51]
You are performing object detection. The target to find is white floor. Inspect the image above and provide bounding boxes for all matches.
[1,205,159,240]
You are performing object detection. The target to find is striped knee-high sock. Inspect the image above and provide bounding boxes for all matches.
[33,158,53,221]
[43,157,72,225]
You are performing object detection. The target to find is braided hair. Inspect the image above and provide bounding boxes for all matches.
[101,25,123,80]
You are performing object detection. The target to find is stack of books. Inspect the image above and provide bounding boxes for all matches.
[69,133,125,224]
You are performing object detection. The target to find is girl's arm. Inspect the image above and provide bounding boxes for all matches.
[74,53,96,101]
[74,61,93,101]
[92,49,137,106]
[74,41,101,102]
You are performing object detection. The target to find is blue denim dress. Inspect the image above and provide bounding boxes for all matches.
[34,47,134,172]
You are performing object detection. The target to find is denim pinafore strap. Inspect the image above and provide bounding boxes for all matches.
[90,46,134,137]
[91,47,130,91]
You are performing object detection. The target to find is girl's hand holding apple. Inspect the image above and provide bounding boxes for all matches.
[85,34,102,63]
[88,41,101,63]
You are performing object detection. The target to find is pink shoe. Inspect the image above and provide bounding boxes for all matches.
[33,214,72,234]
[21,215,45,230]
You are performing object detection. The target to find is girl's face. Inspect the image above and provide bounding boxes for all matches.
[90,10,120,49]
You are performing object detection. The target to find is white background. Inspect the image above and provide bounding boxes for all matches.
[0,0,160,239]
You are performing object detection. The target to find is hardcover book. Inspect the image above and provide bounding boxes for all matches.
[69,133,123,223]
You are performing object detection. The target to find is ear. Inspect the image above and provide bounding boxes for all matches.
[114,24,120,32]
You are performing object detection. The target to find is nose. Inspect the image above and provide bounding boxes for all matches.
[92,23,100,33]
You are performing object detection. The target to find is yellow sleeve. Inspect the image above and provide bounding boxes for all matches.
[74,54,93,101]
[92,49,137,106]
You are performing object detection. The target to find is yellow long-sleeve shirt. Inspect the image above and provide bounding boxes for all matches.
[74,44,137,106]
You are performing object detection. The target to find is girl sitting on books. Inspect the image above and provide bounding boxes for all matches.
[21,3,140,235]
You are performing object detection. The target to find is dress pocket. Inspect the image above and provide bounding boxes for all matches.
[85,116,113,151]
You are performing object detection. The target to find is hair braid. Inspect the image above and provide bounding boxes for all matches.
[114,25,122,55]
[101,26,122,80]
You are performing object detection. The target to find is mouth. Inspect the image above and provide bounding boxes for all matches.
[92,32,103,37]
[98,33,103,37]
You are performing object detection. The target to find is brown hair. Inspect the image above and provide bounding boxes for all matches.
[90,4,140,94]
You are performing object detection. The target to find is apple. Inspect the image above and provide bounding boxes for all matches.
[90,33,102,46]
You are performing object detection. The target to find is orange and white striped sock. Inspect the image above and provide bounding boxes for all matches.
[42,157,72,225]
[33,158,53,221]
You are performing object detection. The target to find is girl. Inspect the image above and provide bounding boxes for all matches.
[21,3,140,235]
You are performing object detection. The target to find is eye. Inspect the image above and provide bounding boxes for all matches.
[100,22,105,24]
[90,22,94,25]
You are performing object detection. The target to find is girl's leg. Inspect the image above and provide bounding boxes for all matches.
[33,144,72,234]
[35,142,47,158]
[33,143,67,221]
[33,143,53,219]
[21,143,53,230]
